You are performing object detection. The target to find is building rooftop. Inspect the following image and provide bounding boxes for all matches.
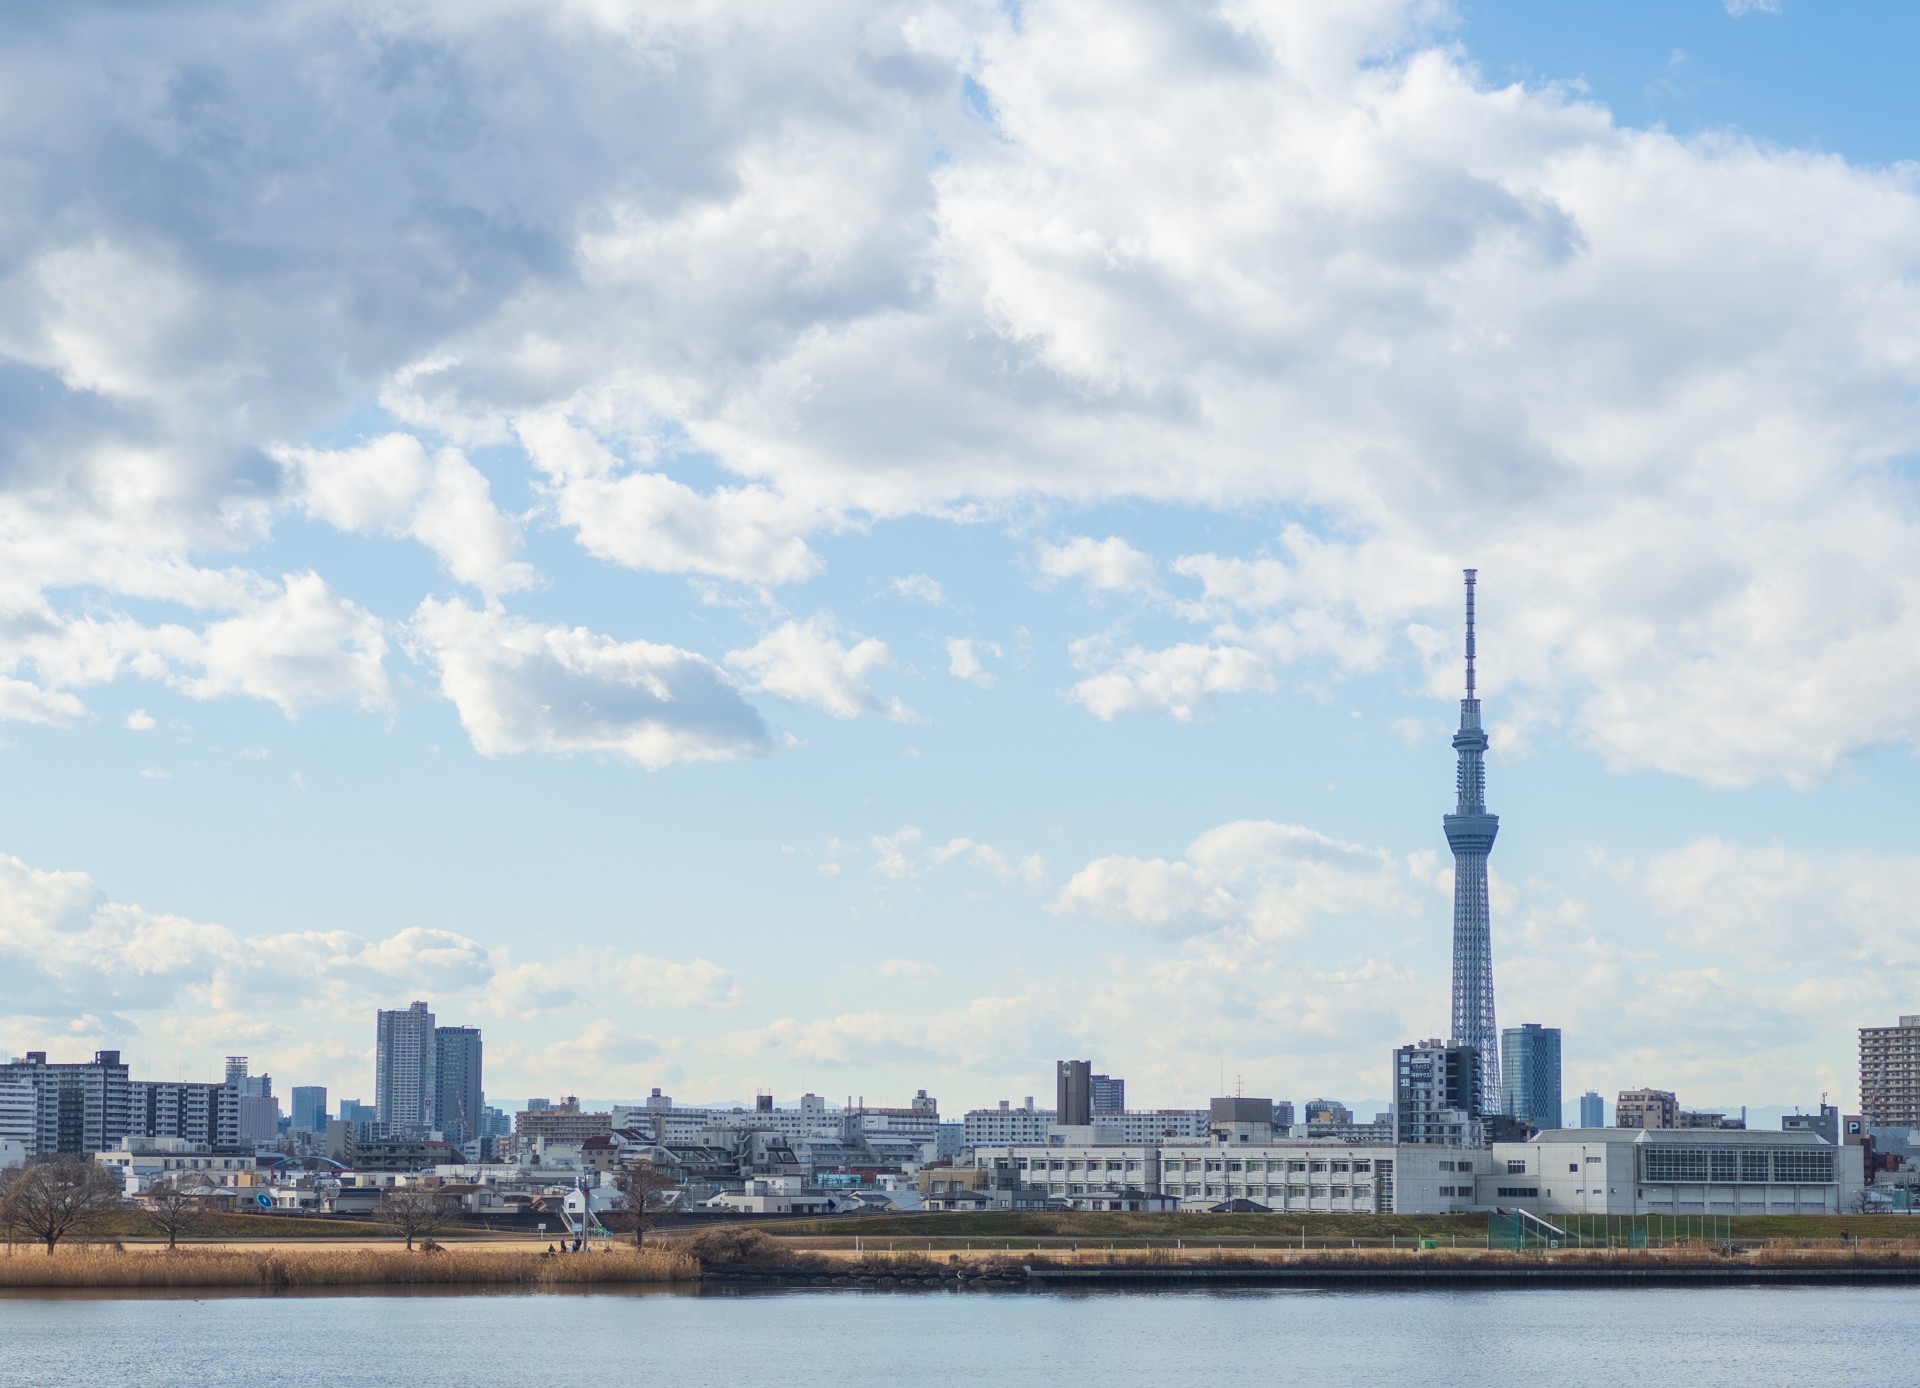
[1529,1128,1834,1146]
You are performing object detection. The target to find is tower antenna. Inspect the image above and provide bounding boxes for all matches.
[1463,568,1477,697]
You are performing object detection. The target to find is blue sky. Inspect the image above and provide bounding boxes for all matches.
[1,0,1916,1126]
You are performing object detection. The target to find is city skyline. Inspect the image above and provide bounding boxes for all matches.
[2,1,1920,1117]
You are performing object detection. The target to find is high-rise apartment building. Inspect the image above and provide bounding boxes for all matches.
[1499,1023,1562,1132]
[1089,1073,1125,1116]
[290,1086,328,1133]
[130,1081,241,1150]
[1860,1016,1920,1128]
[1443,570,1501,1111]
[1616,1088,1679,1129]
[0,1069,36,1153]
[1056,1060,1092,1127]
[433,1026,483,1145]
[1579,1091,1605,1127]
[1393,1039,1483,1146]
[375,1001,438,1136]
[0,1051,131,1156]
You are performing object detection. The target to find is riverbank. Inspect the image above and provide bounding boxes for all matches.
[0,1245,695,1290]
[704,1247,1920,1291]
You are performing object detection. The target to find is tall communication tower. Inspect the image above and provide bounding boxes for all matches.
[1443,569,1500,1110]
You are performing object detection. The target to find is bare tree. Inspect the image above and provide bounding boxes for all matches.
[142,1176,211,1251]
[614,1162,678,1247]
[374,1186,450,1251]
[0,1167,22,1255]
[1,1158,125,1255]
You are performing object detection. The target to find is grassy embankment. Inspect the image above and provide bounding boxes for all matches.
[680,1227,1920,1275]
[84,1211,391,1241]
[0,1244,696,1290]
[760,1210,1906,1246]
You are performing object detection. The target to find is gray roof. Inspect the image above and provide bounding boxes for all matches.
[1529,1128,1833,1146]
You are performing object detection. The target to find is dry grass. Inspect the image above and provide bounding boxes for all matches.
[0,1243,697,1289]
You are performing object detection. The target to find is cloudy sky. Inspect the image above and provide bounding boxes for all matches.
[3,0,1917,1122]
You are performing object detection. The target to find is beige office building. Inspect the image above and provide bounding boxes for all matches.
[1860,1016,1920,1128]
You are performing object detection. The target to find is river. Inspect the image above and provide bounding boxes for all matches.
[1,1283,1909,1385]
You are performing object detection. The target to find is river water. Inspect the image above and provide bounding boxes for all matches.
[1,1284,1909,1385]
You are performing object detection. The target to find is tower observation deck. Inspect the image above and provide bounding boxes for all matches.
[1442,569,1499,1110]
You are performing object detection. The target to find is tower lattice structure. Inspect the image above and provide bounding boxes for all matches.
[1442,569,1500,1111]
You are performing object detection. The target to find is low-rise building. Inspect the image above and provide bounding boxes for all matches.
[1615,1089,1680,1130]
[96,1136,255,1194]
[1480,1128,1863,1217]
[516,1099,612,1146]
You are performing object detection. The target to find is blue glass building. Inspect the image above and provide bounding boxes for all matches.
[1499,1022,1562,1131]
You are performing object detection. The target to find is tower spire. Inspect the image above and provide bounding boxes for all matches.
[1463,567,1476,697]
[1443,568,1499,1114]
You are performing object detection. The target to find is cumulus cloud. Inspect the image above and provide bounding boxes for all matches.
[517,414,825,585]
[1053,820,1416,942]
[1035,536,1157,596]
[946,636,1000,686]
[725,614,909,720]
[0,0,1912,784]
[171,574,390,715]
[409,598,772,767]
[0,852,492,1021]
[1068,641,1273,721]
[929,837,1047,889]
[615,955,741,1010]
[124,709,155,731]
[891,575,945,604]
[279,434,535,595]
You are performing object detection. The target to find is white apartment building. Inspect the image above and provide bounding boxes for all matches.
[0,1071,33,1155]
[96,1136,256,1194]
[611,1092,843,1143]
[964,1106,1212,1149]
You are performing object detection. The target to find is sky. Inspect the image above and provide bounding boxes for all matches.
[1,0,1917,1126]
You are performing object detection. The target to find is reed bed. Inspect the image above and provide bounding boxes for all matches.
[0,1244,698,1290]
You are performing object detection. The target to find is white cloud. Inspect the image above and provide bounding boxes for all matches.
[928,837,1047,889]
[1053,820,1416,942]
[1068,641,1273,721]
[1724,0,1781,14]
[871,826,923,880]
[615,955,740,1010]
[408,598,772,767]
[124,709,155,731]
[278,434,535,596]
[891,574,945,604]
[725,614,909,720]
[172,574,390,716]
[0,0,1915,783]
[946,636,1000,686]
[0,852,494,1021]
[517,414,825,586]
[1036,536,1157,596]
